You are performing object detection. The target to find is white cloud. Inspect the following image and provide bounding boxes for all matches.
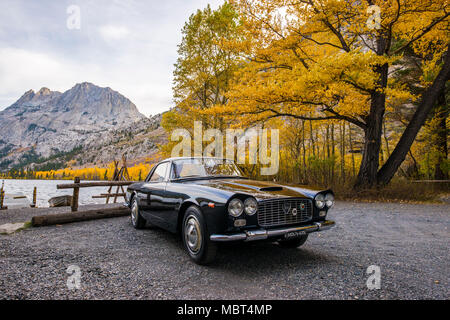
[98,25,130,41]
[0,0,225,116]
[0,47,168,117]
[0,47,102,97]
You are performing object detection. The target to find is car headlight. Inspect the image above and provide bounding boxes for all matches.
[325,193,334,208]
[228,198,244,217]
[314,194,325,209]
[244,198,258,215]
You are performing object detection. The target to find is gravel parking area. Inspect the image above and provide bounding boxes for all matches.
[0,201,448,299]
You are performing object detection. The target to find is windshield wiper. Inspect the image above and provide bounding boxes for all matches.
[181,174,202,178]
[171,174,248,182]
[208,174,248,179]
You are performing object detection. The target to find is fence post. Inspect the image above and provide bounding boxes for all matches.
[31,187,37,208]
[0,189,7,210]
[71,177,80,212]
[0,189,4,210]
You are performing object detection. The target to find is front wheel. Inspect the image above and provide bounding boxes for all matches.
[278,234,308,248]
[131,198,146,229]
[182,205,217,265]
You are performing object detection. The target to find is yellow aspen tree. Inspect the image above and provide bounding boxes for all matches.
[208,0,449,188]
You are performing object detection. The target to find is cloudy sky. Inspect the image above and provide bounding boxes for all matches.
[0,0,223,116]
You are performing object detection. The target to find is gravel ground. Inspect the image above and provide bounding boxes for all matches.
[0,201,448,299]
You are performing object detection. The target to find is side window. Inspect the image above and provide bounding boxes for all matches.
[170,162,177,180]
[149,163,169,182]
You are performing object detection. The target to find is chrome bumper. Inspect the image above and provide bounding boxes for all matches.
[210,220,335,242]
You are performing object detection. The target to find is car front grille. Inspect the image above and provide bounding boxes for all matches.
[257,198,313,228]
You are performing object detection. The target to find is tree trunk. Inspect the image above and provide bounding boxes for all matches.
[340,122,346,183]
[301,120,307,183]
[309,119,316,157]
[434,90,448,180]
[383,118,391,157]
[348,124,356,177]
[331,123,335,183]
[354,62,388,188]
[377,45,450,185]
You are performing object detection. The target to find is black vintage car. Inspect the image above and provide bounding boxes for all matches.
[125,157,335,264]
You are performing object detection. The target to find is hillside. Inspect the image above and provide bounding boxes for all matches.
[0,82,166,171]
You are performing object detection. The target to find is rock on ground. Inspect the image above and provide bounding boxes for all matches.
[0,222,27,235]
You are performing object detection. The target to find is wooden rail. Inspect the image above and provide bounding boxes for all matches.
[92,193,126,199]
[57,178,136,212]
[57,181,135,189]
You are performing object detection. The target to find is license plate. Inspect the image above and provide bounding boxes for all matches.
[284,230,306,239]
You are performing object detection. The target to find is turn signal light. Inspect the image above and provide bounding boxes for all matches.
[234,219,246,227]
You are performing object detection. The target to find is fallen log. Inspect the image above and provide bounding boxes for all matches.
[31,206,131,227]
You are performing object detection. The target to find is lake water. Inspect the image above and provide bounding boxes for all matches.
[0,179,125,208]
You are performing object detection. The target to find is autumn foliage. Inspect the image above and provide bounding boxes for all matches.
[0,162,153,182]
[3,1,448,196]
[164,0,449,190]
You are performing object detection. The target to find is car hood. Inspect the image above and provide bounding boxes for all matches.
[181,178,323,200]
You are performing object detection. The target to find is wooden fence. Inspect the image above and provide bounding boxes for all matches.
[57,177,135,212]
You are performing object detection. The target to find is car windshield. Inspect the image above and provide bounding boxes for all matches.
[171,158,244,179]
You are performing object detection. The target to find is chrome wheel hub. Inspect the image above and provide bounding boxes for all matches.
[131,201,138,225]
[185,216,202,254]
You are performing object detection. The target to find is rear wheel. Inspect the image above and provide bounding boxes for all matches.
[182,205,217,265]
[131,198,146,229]
[278,234,308,248]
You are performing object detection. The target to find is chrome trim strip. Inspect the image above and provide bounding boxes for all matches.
[245,229,268,241]
[314,220,335,231]
[210,220,335,242]
[209,233,247,241]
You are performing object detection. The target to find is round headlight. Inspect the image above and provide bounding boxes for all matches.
[228,198,244,217]
[325,193,334,208]
[314,194,325,209]
[244,198,258,216]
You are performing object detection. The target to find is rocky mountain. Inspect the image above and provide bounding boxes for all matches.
[0,82,166,170]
